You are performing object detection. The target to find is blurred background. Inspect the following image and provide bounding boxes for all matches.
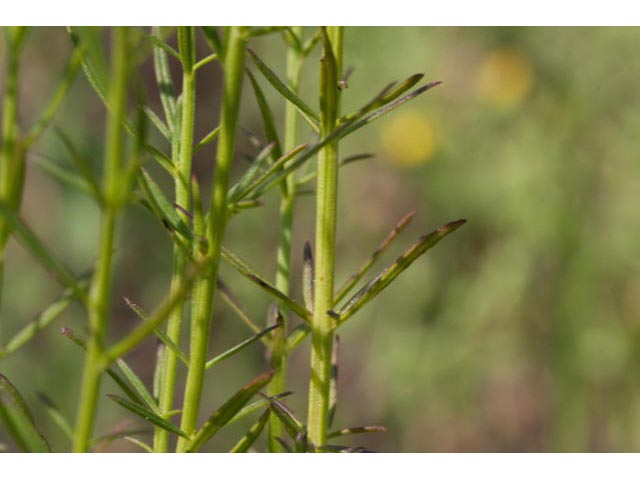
[1,26,640,452]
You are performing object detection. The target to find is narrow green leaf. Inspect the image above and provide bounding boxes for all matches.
[297,153,373,187]
[246,69,283,158]
[248,49,320,131]
[229,409,270,453]
[302,29,321,57]
[56,129,103,202]
[187,370,275,452]
[142,31,180,61]
[335,209,416,304]
[152,26,177,133]
[201,27,223,59]
[125,298,188,366]
[227,142,277,202]
[194,53,218,71]
[302,241,314,312]
[286,323,310,352]
[205,324,280,370]
[275,436,293,452]
[24,45,85,148]
[194,125,221,153]
[143,143,174,175]
[228,391,293,426]
[328,425,387,439]
[0,201,85,299]
[92,428,152,450]
[0,374,51,452]
[35,392,74,441]
[60,327,144,405]
[236,143,307,201]
[67,27,108,104]
[2,279,86,357]
[221,245,311,323]
[31,153,96,199]
[115,360,158,412]
[144,106,171,140]
[334,219,466,323]
[268,399,305,440]
[138,168,193,242]
[248,26,289,38]
[107,394,189,439]
[217,279,266,338]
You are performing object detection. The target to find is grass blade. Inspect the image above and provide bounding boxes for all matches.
[333,219,466,323]
[221,245,311,323]
[205,324,280,370]
[35,392,74,441]
[328,425,387,439]
[229,409,270,453]
[107,394,189,439]
[335,209,416,304]
[248,49,320,132]
[0,374,51,452]
[186,370,275,452]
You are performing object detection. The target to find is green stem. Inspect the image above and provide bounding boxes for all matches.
[307,26,343,449]
[0,27,28,341]
[73,27,129,453]
[176,26,247,452]
[268,26,303,453]
[154,26,196,454]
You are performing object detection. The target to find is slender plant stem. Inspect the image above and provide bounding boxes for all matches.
[154,26,196,453]
[0,27,28,341]
[73,27,129,453]
[268,26,303,453]
[176,26,247,452]
[307,26,343,448]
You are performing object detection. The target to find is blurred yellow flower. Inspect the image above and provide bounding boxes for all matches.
[477,47,534,108]
[380,111,438,168]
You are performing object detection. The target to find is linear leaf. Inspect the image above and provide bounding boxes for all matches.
[142,31,180,60]
[268,399,305,440]
[35,392,74,441]
[227,142,277,202]
[227,391,293,426]
[67,27,108,104]
[60,327,143,405]
[205,324,280,370]
[246,69,283,157]
[335,209,416,304]
[1,280,85,357]
[297,152,373,187]
[143,144,174,175]
[286,323,310,352]
[229,409,270,453]
[138,168,193,242]
[0,201,85,299]
[152,26,177,133]
[194,126,221,153]
[107,394,188,439]
[24,45,85,147]
[31,153,96,199]
[144,106,171,140]
[115,360,158,412]
[200,27,223,59]
[328,425,387,439]
[187,370,275,452]
[125,298,187,366]
[56,129,103,202]
[248,49,320,131]
[0,374,51,452]
[221,246,311,323]
[334,219,466,323]
[217,279,266,338]
[92,428,152,451]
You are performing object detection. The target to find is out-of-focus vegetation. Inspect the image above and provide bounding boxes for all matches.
[1,27,640,452]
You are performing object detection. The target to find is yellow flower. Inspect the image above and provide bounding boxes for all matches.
[476,47,534,109]
[380,111,438,168]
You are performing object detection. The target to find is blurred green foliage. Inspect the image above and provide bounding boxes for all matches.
[1,27,640,452]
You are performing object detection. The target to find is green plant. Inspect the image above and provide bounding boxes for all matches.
[0,26,464,453]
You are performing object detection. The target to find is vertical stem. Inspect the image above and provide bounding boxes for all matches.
[154,26,196,453]
[307,26,343,449]
[176,26,247,452]
[268,26,303,452]
[73,27,129,453]
[0,27,28,340]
